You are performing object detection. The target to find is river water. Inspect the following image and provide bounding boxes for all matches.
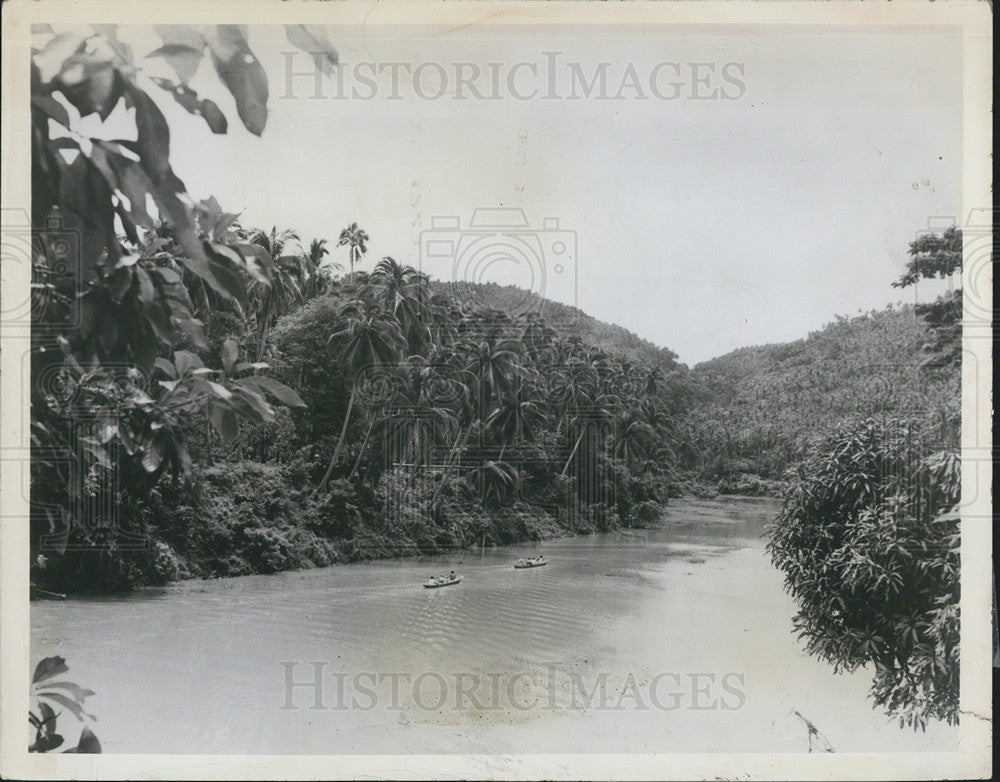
[31,497,957,754]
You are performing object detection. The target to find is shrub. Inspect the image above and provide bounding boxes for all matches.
[766,417,960,730]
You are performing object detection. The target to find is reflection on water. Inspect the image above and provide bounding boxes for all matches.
[31,497,957,755]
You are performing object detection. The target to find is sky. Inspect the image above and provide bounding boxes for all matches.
[60,22,964,366]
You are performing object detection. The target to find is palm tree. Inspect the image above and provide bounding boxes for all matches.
[247,227,306,359]
[337,222,369,276]
[643,366,663,399]
[463,334,524,419]
[561,391,616,477]
[547,360,597,435]
[314,301,405,495]
[486,383,546,460]
[303,238,341,299]
[367,257,432,354]
[375,356,459,475]
[464,459,519,509]
[613,410,656,468]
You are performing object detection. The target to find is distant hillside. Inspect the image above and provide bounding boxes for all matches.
[432,283,958,496]
[433,281,683,372]
[676,304,958,489]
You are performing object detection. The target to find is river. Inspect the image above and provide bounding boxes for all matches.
[30,497,958,754]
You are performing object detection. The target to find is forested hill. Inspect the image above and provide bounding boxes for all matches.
[433,281,683,372]
[675,304,958,491]
[431,284,957,495]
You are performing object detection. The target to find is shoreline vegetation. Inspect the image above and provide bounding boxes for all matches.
[29,253,954,596]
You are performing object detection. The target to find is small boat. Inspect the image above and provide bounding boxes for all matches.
[423,575,462,589]
[30,583,66,600]
[514,557,548,569]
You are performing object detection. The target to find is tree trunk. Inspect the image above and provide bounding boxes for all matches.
[256,296,272,362]
[348,414,376,481]
[561,426,587,476]
[429,424,473,508]
[314,384,358,496]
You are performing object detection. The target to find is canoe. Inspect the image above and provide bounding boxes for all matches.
[514,559,548,569]
[30,584,66,600]
[423,576,462,589]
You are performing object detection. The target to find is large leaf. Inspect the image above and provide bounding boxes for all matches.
[38,702,57,725]
[141,436,166,472]
[36,690,95,721]
[29,732,64,753]
[38,681,96,702]
[284,25,339,75]
[72,727,102,754]
[206,380,233,401]
[100,144,157,230]
[32,657,68,685]
[240,375,306,408]
[209,404,239,441]
[149,77,228,134]
[230,386,275,423]
[31,94,70,128]
[173,350,204,376]
[146,43,204,85]
[128,83,170,179]
[203,242,250,308]
[232,243,272,285]
[57,155,121,274]
[206,26,268,136]
[58,56,123,120]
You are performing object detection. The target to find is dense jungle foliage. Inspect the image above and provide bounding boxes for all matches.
[26,23,963,733]
[27,22,677,593]
[677,303,960,494]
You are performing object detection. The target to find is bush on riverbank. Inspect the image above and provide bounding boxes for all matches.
[766,416,960,730]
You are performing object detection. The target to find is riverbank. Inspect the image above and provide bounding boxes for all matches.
[671,471,789,500]
[33,461,667,595]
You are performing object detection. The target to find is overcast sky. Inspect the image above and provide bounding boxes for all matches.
[68,23,963,366]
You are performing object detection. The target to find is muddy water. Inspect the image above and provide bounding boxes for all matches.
[31,497,958,754]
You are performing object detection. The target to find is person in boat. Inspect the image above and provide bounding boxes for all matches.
[449,570,456,580]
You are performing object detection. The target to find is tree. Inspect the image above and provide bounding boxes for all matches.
[28,24,330,587]
[303,238,340,298]
[314,301,405,495]
[463,334,524,419]
[486,384,546,458]
[366,256,432,354]
[247,227,307,359]
[766,417,960,730]
[338,221,370,276]
[892,226,963,371]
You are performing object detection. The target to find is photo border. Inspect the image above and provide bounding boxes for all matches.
[1,1,991,779]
